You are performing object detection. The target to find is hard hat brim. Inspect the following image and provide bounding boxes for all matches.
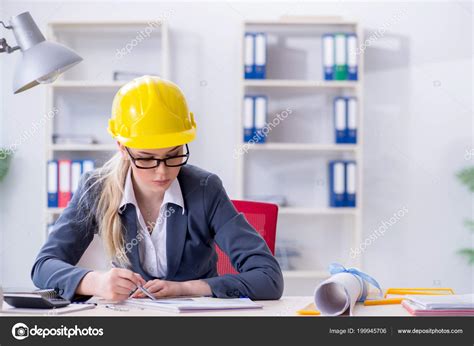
[109,127,196,150]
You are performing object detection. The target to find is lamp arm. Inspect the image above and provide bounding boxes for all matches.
[0,38,20,54]
[0,21,20,54]
[0,20,12,29]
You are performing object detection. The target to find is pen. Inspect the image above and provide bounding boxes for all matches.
[105,304,129,312]
[111,260,156,300]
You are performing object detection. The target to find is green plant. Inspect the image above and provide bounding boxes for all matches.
[0,148,12,182]
[457,166,474,264]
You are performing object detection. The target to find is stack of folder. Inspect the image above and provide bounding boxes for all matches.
[243,95,268,143]
[47,159,95,208]
[402,294,474,316]
[244,32,267,79]
[328,160,356,207]
[334,96,357,144]
[323,33,358,81]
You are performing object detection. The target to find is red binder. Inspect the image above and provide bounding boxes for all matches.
[58,160,71,208]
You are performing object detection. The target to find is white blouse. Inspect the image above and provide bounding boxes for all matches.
[119,167,185,278]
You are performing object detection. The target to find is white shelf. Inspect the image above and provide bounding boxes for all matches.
[244,79,359,89]
[282,270,329,279]
[49,20,167,27]
[44,19,170,240]
[46,208,65,215]
[238,18,365,283]
[51,144,116,151]
[279,207,359,216]
[245,18,358,26]
[51,81,126,89]
[246,143,358,152]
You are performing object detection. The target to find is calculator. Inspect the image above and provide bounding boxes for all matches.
[3,289,71,309]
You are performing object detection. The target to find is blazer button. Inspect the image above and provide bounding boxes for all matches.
[233,289,240,297]
[226,290,234,296]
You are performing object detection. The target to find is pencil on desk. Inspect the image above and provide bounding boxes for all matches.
[297,309,321,316]
[384,288,454,298]
[364,298,404,306]
[297,302,321,316]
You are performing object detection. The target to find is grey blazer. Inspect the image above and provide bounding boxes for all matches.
[31,164,284,302]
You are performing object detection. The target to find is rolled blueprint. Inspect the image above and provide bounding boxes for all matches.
[314,272,368,316]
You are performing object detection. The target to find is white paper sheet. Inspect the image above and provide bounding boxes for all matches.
[314,272,367,316]
[122,297,263,313]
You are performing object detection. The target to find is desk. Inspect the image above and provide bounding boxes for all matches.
[0,296,410,316]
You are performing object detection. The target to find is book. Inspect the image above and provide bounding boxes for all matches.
[402,294,474,316]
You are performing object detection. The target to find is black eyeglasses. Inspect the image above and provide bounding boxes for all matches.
[125,144,190,169]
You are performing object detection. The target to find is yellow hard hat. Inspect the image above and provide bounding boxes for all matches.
[108,75,196,149]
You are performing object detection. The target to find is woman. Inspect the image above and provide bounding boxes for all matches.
[31,76,284,302]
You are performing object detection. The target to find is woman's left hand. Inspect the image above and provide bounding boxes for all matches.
[130,279,184,299]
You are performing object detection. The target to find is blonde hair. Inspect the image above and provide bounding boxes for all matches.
[80,152,131,267]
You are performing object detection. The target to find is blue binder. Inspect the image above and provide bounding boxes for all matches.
[81,159,95,174]
[322,33,335,80]
[243,96,254,142]
[70,160,83,199]
[47,160,58,208]
[244,32,266,79]
[253,95,267,143]
[346,97,357,144]
[254,33,267,79]
[334,97,347,143]
[346,33,358,80]
[345,161,357,207]
[329,160,346,207]
[244,33,255,79]
[254,32,267,79]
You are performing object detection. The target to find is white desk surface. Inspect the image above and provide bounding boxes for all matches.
[0,296,410,317]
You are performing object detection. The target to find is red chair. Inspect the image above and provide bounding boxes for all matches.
[216,200,279,275]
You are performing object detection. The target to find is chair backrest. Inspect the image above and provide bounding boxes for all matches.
[216,200,279,275]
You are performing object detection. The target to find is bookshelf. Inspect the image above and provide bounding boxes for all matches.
[44,20,169,241]
[237,18,364,292]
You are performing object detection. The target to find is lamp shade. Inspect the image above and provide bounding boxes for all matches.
[9,12,82,94]
[13,41,82,94]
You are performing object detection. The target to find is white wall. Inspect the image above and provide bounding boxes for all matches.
[0,1,472,294]
[0,0,4,285]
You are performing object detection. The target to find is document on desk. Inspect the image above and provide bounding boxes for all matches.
[122,297,263,313]
[402,294,474,316]
[314,272,366,316]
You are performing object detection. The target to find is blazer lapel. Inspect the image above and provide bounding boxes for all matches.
[121,204,154,281]
[165,203,188,279]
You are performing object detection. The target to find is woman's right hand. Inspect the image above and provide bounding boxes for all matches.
[78,269,146,301]
[96,268,146,301]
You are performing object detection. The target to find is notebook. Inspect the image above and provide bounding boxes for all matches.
[402,294,474,316]
[122,297,263,313]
